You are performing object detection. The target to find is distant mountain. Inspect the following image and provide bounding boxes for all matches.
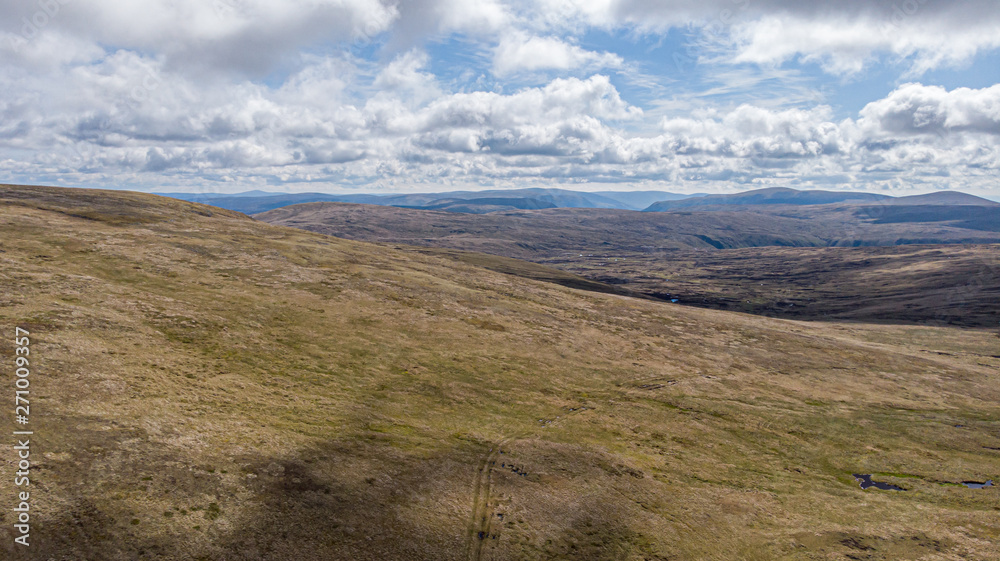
[884,191,1000,206]
[154,190,287,202]
[158,193,370,214]
[160,186,996,216]
[157,187,678,214]
[403,197,558,213]
[489,188,627,209]
[644,187,889,211]
[590,190,690,210]
[420,188,629,209]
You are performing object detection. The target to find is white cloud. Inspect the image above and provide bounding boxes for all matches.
[857,83,1000,137]
[492,33,622,76]
[389,0,511,46]
[3,45,997,195]
[729,13,1000,76]
[0,0,998,196]
[509,0,1000,77]
[0,0,399,76]
[4,0,998,79]
[371,50,442,106]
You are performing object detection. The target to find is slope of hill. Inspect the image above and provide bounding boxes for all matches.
[863,205,1000,232]
[2,185,999,560]
[887,191,1000,206]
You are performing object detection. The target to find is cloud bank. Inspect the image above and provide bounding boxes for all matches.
[0,0,997,194]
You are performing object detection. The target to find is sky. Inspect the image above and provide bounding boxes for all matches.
[1,0,999,198]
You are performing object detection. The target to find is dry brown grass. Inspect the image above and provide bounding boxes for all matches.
[0,184,997,560]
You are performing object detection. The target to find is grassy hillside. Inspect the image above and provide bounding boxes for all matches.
[1,185,999,560]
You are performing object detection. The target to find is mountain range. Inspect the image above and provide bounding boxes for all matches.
[644,187,999,211]
[160,186,998,215]
[156,187,689,214]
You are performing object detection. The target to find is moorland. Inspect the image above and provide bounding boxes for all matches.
[1,184,997,561]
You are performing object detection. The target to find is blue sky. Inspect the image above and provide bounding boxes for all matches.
[1,0,999,198]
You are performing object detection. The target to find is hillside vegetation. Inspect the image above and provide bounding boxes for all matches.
[1,185,998,560]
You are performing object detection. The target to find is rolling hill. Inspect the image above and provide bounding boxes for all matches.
[158,188,686,215]
[547,244,1000,327]
[642,187,890,211]
[256,201,1000,326]
[643,187,998,212]
[160,186,998,217]
[885,192,1000,206]
[257,199,1000,256]
[2,185,999,560]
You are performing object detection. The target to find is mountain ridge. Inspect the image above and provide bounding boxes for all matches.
[152,186,998,216]
[643,187,998,211]
[155,187,687,214]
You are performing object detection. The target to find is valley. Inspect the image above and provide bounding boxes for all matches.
[257,201,1000,327]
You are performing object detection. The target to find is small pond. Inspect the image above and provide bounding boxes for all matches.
[852,474,905,491]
